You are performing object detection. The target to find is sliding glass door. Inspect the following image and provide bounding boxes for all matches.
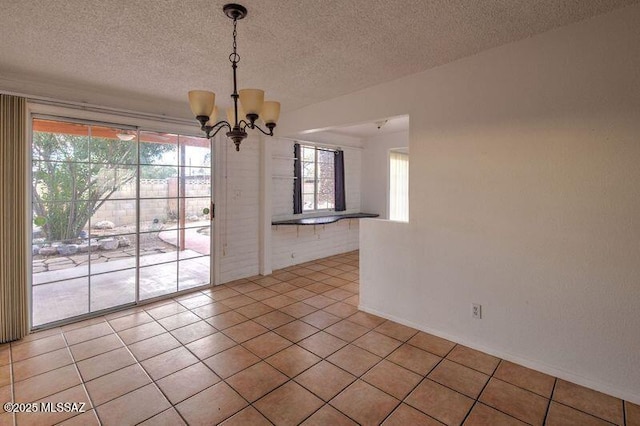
[137,131,212,300]
[31,118,212,327]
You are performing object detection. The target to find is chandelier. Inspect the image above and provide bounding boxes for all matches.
[188,3,280,151]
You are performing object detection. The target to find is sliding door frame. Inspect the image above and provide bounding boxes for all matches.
[27,102,217,330]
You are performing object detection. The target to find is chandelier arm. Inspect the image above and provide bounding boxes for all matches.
[202,119,231,133]
[250,123,275,136]
[206,121,232,139]
[209,119,232,129]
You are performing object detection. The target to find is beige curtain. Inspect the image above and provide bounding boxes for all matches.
[389,150,409,222]
[0,95,29,342]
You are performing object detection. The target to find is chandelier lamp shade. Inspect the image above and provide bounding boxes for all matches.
[188,3,280,151]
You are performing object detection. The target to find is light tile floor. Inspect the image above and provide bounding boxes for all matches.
[1,251,638,425]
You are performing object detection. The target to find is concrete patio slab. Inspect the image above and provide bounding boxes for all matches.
[32,251,210,327]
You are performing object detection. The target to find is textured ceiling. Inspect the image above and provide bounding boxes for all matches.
[1,0,638,119]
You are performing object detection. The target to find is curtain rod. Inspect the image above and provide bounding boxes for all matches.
[279,136,363,151]
[0,89,194,126]
[32,113,139,131]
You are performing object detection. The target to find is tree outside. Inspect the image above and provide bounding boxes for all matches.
[32,129,171,242]
[317,149,335,209]
[301,146,335,210]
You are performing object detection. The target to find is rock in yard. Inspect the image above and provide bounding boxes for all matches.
[78,243,100,253]
[99,238,119,250]
[57,244,79,256]
[94,220,115,229]
[38,247,58,256]
[117,236,131,247]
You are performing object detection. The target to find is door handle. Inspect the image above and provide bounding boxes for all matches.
[203,203,214,221]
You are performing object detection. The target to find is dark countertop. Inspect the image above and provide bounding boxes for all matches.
[272,213,379,226]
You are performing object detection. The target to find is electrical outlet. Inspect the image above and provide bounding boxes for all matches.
[472,303,482,319]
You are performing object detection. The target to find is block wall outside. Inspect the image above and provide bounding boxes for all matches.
[91,177,211,227]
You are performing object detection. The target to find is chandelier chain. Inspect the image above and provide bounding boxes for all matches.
[229,18,240,64]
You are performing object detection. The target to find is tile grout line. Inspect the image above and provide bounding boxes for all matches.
[481,376,556,425]
[480,361,533,423]
[332,330,451,424]
[85,314,190,425]
[60,315,168,424]
[551,400,620,426]
[29,278,335,422]
[144,284,341,421]
[246,306,424,420]
[9,337,69,366]
[11,345,76,387]
[188,267,361,423]
[247,380,299,424]
[325,334,417,423]
[122,302,222,425]
[375,385,419,425]
[58,330,98,425]
[394,347,454,423]
[542,377,558,425]
[415,348,574,423]
[458,355,501,426]
[463,402,484,425]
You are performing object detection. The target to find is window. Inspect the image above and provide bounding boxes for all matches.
[293,143,345,214]
[389,150,409,221]
[301,145,335,211]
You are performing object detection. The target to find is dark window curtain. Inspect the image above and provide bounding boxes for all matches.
[334,150,346,211]
[293,143,303,214]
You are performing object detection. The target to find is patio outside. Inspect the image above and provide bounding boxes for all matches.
[32,219,212,327]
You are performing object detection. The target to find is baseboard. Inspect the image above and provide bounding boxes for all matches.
[359,304,640,405]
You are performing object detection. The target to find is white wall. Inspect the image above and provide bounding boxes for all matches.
[278,5,640,403]
[272,221,360,269]
[361,130,409,219]
[215,134,261,283]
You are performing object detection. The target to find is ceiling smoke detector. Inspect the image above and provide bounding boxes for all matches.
[375,120,388,130]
